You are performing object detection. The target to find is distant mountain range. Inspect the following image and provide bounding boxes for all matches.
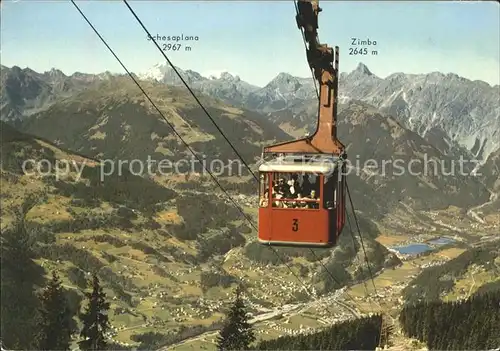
[137,62,499,162]
[0,65,119,122]
[2,63,498,162]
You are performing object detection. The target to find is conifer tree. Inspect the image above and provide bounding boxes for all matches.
[33,270,73,350]
[78,274,111,351]
[216,284,255,350]
[0,218,43,349]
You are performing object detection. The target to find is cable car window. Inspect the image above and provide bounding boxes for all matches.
[271,172,319,209]
[259,173,269,207]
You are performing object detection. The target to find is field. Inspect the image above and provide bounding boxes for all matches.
[375,234,410,246]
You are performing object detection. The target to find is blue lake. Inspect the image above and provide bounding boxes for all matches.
[393,244,432,255]
[427,237,455,246]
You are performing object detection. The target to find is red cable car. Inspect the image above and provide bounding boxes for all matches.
[258,0,347,248]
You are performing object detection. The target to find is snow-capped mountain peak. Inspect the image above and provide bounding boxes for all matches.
[139,64,258,104]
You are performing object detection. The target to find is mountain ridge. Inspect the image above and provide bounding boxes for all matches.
[137,62,500,161]
[5,62,497,89]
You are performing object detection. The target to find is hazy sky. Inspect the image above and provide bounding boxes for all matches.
[1,1,499,86]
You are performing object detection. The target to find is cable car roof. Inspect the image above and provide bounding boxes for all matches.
[258,155,340,173]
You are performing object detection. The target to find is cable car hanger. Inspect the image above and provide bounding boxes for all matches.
[263,0,346,159]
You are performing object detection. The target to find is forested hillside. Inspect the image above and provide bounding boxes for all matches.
[255,315,383,350]
[399,290,500,350]
[403,242,500,304]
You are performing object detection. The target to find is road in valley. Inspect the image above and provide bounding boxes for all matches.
[159,288,359,350]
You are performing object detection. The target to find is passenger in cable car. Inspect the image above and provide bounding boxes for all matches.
[272,189,283,208]
[294,182,302,198]
[274,179,280,193]
[287,179,295,197]
[277,193,286,208]
[307,190,319,209]
[277,177,289,195]
[285,197,295,208]
[259,190,269,207]
[287,174,300,198]
[308,174,320,194]
[295,193,307,208]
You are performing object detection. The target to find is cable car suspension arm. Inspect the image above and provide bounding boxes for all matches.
[264,0,344,155]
